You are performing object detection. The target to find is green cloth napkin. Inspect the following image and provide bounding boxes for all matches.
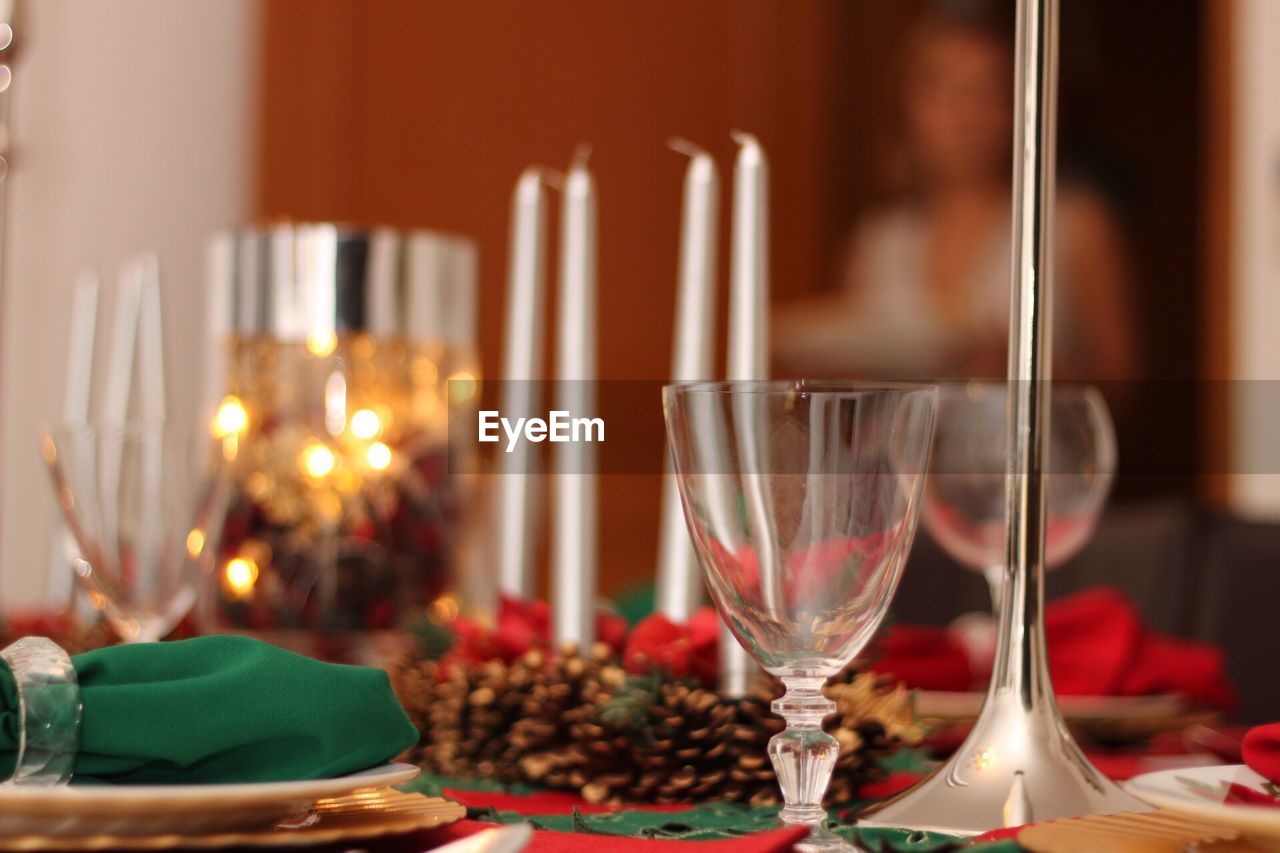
[0,634,417,785]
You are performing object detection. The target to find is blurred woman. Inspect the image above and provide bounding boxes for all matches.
[774,2,1136,381]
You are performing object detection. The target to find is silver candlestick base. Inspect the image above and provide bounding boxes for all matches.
[857,691,1149,836]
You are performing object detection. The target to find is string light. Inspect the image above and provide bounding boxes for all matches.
[447,370,479,403]
[300,442,336,479]
[430,594,459,622]
[367,441,392,471]
[306,330,338,358]
[186,528,206,558]
[212,395,249,438]
[223,557,259,599]
[350,408,382,439]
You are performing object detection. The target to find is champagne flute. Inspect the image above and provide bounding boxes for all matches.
[43,423,229,642]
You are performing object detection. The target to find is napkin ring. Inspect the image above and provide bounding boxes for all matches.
[0,637,81,786]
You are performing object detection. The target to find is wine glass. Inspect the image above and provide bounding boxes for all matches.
[923,382,1116,612]
[663,380,937,850]
[42,423,230,642]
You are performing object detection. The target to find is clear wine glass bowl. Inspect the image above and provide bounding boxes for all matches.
[42,423,230,642]
[923,382,1116,606]
[663,380,937,849]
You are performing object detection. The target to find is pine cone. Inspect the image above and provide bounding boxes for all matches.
[577,669,921,806]
[571,678,741,804]
[392,656,527,780]
[507,643,622,784]
[391,646,923,808]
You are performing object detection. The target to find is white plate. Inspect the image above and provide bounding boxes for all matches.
[1124,764,1280,844]
[916,691,1185,721]
[0,762,420,838]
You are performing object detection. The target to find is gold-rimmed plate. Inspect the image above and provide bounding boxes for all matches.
[0,763,421,839]
[0,788,465,851]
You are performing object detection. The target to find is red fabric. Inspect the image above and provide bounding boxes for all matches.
[1042,587,1143,695]
[876,586,1236,710]
[1046,588,1235,710]
[443,788,689,816]
[869,626,973,692]
[418,820,810,852]
[1078,750,1146,782]
[857,771,923,800]
[973,824,1025,843]
[1244,722,1280,783]
[1226,782,1280,808]
[1116,631,1236,711]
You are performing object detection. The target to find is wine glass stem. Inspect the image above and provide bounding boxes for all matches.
[769,676,839,827]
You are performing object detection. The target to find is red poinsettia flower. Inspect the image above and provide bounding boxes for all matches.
[441,594,629,669]
[623,606,720,686]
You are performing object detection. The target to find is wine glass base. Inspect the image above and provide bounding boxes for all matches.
[855,691,1151,836]
[793,823,860,852]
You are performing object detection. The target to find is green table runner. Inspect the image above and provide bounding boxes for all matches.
[407,773,1023,851]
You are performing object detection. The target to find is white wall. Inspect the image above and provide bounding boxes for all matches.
[0,0,258,606]
[1229,0,1280,518]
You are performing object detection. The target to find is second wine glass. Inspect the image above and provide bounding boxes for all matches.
[923,381,1116,612]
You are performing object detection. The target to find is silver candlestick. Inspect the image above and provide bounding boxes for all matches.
[857,0,1150,835]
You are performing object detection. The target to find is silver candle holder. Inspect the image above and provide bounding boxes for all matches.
[857,0,1150,835]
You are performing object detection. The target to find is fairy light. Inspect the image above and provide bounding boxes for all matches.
[186,528,206,558]
[300,442,336,479]
[430,594,459,622]
[223,557,259,599]
[306,330,338,357]
[211,395,249,438]
[366,441,392,471]
[350,408,382,440]
[446,370,479,404]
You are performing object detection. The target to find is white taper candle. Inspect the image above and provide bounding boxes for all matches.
[551,147,599,647]
[136,255,166,607]
[722,131,770,696]
[656,140,719,621]
[496,168,554,600]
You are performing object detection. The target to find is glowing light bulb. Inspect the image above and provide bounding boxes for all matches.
[223,557,259,599]
[306,331,338,357]
[431,594,459,622]
[212,395,249,438]
[186,528,206,558]
[367,441,392,471]
[350,408,381,439]
[447,371,479,403]
[300,442,336,479]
